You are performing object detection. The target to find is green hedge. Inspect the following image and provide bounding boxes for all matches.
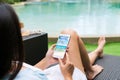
[0,0,26,4]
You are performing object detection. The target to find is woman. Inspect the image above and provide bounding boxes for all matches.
[0,2,106,80]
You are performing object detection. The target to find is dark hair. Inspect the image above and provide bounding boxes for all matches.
[0,3,24,80]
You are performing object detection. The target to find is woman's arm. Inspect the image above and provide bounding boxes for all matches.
[34,44,58,70]
[34,57,50,70]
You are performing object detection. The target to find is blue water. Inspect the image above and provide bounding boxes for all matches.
[14,2,120,37]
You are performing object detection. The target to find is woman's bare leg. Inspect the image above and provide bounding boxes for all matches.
[61,29,85,73]
[86,37,106,79]
[77,34,105,79]
[88,37,106,65]
[61,29,105,79]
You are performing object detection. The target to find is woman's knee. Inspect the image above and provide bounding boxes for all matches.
[61,29,79,37]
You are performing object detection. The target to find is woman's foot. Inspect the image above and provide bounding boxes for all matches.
[96,37,106,58]
[87,65,104,80]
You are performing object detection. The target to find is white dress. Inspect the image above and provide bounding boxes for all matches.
[44,64,87,80]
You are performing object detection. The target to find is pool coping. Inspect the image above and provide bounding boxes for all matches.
[48,34,120,44]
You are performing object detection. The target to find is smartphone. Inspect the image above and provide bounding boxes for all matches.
[52,34,70,59]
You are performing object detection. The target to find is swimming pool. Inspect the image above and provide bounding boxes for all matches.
[14,1,120,37]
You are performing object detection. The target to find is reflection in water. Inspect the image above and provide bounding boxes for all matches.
[14,1,120,37]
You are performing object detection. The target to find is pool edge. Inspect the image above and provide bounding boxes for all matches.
[48,35,120,44]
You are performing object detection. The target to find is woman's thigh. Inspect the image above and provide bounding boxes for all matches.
[60,29,85,73]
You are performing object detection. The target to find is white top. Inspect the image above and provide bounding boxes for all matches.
[3,63,87,80]
[44,64,87,80]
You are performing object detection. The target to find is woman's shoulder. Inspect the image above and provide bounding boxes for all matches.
[3,63,48,80]
[15,68,47,80]
[15,63,48,80]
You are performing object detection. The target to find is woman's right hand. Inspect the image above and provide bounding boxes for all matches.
[58,53,74,80]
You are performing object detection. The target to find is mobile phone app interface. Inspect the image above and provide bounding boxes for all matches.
[55,35,69,52]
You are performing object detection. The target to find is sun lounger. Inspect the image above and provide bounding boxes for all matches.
[23,34,120,80]
[94,54,120,80]
[23,32,48,65]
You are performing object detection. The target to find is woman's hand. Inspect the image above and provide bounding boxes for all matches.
[59,53,74,80]
[35,44,59,70]
[45,44,58,67]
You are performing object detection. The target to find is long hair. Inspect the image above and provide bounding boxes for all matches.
[0,3,24,80]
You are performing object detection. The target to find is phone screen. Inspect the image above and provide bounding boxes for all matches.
[53,34,70,58]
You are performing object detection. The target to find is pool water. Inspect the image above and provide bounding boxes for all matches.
[14,2,120,37]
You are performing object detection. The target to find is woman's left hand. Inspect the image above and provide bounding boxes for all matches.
[45,44,58,66]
